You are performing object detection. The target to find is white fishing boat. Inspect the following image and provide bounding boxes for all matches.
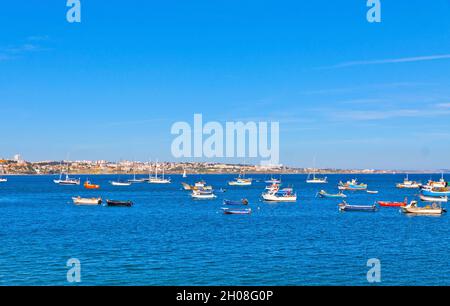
[53,162,80,185]
[72,196,102,205]
[306,157,327,183]
[419,194,448,203]
[396,174,420,189]
[148,163,171,184]
[420,173,448,190]
[262,188,297,202]
[401,201,446,215]
[191,190,217,199]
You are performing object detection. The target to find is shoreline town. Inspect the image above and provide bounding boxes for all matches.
[0,155,447,175]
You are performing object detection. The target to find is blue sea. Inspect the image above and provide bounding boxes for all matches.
[0,173,449,285]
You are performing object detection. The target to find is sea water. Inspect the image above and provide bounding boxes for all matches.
[0,174,448,285]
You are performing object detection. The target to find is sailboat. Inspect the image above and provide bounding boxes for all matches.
[128,162,145,183]
[396,174,420,189]
[182,168,187,178]
[306,157,327,183]
[53,162,80,185]
[148,162,171,184]
[110,162,131,186]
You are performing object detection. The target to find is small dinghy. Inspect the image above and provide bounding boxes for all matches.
[401,201,446,215]
[106,199,133,207]
[223,199,249,206]
[110,180,132,186]
[338,201,377,212]
[84,180,100,189]
[222,208,252,215]
[72,196,102,205]
[367,190,378,194]
[378,198,407,207]
[419,194,448,203]
[318,190,346,198]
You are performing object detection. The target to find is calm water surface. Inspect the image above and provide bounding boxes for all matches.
[0,174,449,285]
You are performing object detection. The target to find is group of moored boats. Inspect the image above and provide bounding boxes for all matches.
[321,174,448,215]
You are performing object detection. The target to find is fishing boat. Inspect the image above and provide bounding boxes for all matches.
[84,180,100,189]
[317,190,347,198]
[338,179,367,191]
[420,173,448,190]
[53,162,80,185]
[338,201,377,212]
[148,162,171,184]
[106,199,133,207]
[181,181,212,191]
[401,201,446,215]
[72,196,102,205]
[366,190,379,194]
[262,188,297,202]
[377,198,407,207]
[222,208,252,215]
[228,174,252,186]
[396,174,420,189]
[223,199,249,206]
[306,157,327,183]
[421,188,450,197]
[419,194,448,203]
[191,190,217,199]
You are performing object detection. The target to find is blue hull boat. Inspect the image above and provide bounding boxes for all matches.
[223,199,249,206]
[421,189,450,197]
[339,202,377,212]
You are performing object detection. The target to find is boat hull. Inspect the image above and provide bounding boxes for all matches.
[419,194,448,202]
[421,189,450,197]
[377,201,406,207]
[223,208,251,215]
[262,193,297,202]
[72,197,102,205]
[106,200,133,207]
[339,203,377,212]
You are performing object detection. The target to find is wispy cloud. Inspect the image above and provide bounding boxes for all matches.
[329,107,450,121]
[0,36,50,62]
[436,102,450,109]
[321,54,450,69]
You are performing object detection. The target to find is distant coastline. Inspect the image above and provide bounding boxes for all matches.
[0,160,447,176]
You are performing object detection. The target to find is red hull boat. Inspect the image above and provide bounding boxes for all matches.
[377,201,406,207]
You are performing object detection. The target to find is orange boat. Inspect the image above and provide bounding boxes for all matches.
[84,180,100,189]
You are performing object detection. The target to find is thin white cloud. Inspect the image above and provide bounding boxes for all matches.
[330,108,450,121]
[321,54,450,69]
[436,103,450,108]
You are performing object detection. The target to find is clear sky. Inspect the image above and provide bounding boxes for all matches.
[1,1,450,170]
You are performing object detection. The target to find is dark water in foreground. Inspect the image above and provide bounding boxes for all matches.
[0,174,449,285]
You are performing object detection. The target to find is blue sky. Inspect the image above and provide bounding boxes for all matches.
[1,1,450,170]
